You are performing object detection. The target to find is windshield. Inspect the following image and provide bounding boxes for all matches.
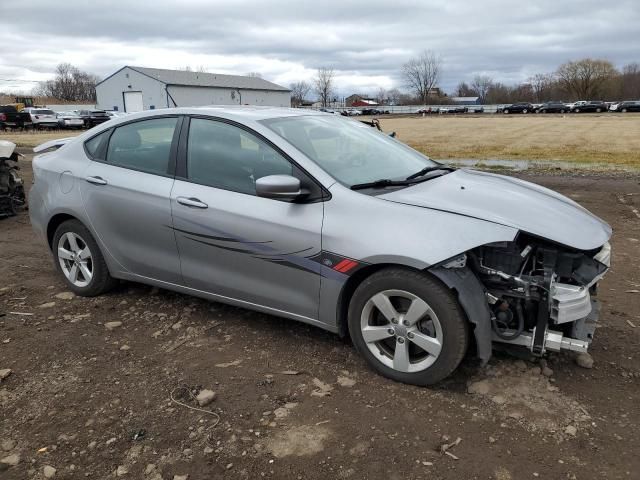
[260,115,436,187]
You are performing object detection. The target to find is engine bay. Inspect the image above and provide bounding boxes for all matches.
[467,234,610,355]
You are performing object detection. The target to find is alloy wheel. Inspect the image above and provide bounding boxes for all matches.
[57,232,93,287]
[360,289,443,373]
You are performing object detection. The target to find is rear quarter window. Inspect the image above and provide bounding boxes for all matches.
[84,130,111,160]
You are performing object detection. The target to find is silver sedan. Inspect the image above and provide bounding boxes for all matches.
[29,107,611,385]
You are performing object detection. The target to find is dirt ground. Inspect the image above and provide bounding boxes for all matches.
[1,158,639,480]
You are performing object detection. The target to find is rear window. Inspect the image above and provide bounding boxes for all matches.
[92,111,108,116]
[34,109,55,115]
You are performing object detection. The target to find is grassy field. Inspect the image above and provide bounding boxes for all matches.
[3,114,640,167]
[0,130,81,148]
[378,114,640,167]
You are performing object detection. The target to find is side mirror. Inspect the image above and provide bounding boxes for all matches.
[256,175,306,201]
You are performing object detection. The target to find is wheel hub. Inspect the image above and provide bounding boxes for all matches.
[360,289,443,373]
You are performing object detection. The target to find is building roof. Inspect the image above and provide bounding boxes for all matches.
[97,66,290,92]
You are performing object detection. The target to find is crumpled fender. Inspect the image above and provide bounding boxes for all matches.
[430,265,492,364]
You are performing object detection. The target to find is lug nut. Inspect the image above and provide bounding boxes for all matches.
[397,337,405,344]
[387,328,395,336]
[407,332,414,339]
[402,320,410,326]
[391,318,398,324]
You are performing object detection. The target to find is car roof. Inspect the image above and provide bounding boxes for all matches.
[119,106,327,123]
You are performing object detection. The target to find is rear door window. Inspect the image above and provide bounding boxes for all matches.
[106,117,178,175]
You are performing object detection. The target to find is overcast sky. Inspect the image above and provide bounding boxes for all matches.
[1,0,639,96]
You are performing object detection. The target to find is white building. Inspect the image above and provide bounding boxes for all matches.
[95,66,291,113]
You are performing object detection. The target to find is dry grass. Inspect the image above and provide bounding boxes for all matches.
[0,130,82,148]
[379,114,640,167]
[3,114,640,167]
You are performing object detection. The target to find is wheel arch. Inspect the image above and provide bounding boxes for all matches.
[46,213,78,249]
[335,261,493,364]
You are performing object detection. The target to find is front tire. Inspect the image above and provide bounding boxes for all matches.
[348,268,469,385]
[52,219,117,296]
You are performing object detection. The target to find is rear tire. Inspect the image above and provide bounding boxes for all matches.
[348,268,469,385]
[52,219,117,296]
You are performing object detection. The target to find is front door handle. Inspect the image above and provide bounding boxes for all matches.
[85,176,107,185]
[177,196,208,209]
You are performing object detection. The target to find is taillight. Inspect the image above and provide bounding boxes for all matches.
[0,113,6,121]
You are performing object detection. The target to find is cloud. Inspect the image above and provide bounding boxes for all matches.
[0,0,638,95]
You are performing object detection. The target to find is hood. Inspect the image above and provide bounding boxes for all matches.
[380,169,611,251]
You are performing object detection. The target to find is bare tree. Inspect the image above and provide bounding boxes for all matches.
[528,73,555,102]
[386,88,402,105]
[36,63,99,102]
[620,62,640,100]
[375,87,387,105]
[556,58,618,99]
[471,75,493,104]
[289,80,311,107]
[453,81,474,97]
[402,50,442,104]
[314,67,335,107]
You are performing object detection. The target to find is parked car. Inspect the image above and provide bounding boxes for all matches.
[470,106,484,113]
[416,108,434,114]
[57,111,85,129]
[501,102,533,114]
[105,111,128,119]
[0,105,33,130]
[78,110,110,128]
[25,108,58,128]
[536,102,569,113]
[439,106,468,114]
[608,102,621,112]
[617,101,640,113]
[30,107,612,385]
[571,101,606,113]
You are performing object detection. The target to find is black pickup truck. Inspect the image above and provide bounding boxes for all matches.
[0,106,33,130]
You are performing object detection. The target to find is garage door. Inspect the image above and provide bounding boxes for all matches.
[123,91,144,113]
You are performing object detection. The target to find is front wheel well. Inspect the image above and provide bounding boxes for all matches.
[336,263,439,337]
[46,213,77,249]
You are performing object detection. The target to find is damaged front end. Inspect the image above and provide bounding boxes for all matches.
[432,234,610,362]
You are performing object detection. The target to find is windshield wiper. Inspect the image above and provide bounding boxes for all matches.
[350,179,410,190]
[405,165,456,181]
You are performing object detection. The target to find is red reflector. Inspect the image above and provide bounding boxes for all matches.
[333,259,358,273]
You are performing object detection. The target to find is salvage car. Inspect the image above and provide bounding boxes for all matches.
[29,107,612,385]
[501,102,534,114]
[536,102,568,113]
[617,101,640,113]
[25,108,58,129]
[0,105,33,130]
[57,111,85,129]
[571,101,606,113]
[77,109,110,128]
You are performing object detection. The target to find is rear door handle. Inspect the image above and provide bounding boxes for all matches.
[85,176,108,185]
[177,197,208,209]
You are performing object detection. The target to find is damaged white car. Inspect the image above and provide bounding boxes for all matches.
[29,108,611,385]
